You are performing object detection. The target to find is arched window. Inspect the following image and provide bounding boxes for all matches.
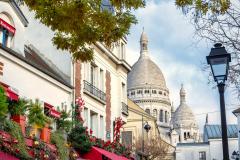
[153,109,157,118]
[184,132,187,139]
[165,111,168,123]
[159,110,163,122]
[0,13,15,48]
[145,109,150,114]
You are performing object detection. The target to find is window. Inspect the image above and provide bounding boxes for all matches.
[0,15,15,48]
[165,111,168,123]
[164,92,166,96]
[137,90,142,94]
[90,111,98,136]
[1,28,9,46]
[184,132,187,139]
[131,91,135,96]
[145,109,150,114]
[142,43,147,50]
[153,109,157,118]
[100,116,104,139]
[160,110,163,122]
[84,108,88,126]
[120,42,125,59]
[144,90,149,94]
[90,64,96,85]
[122,131,132,147]
[187,132,190,138]
[199,152,206,160]
[99,69,104,91]
[159,91,162,95]
[122,83,126,101]
[152,90,157,94]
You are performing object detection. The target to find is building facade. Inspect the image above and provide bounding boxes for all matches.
[176,124,238,160]
[0,0,72,129]
[74,40,131,141]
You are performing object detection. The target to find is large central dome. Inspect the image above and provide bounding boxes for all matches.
[127,31,167,90]
[127,56,167,89]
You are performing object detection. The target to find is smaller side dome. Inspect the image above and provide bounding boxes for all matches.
[173,85,198,128]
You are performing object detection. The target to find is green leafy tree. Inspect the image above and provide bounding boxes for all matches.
[175,0,230,15]
[20,0,145,61]
[175,0,240,97]
[68,123,92,154]
[0,86,8,120]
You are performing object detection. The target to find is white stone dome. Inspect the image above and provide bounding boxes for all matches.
[173,85,198,128]
[127,31,167,90]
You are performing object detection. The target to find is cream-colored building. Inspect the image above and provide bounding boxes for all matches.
[74,40,131,141]
[122,99,175,160]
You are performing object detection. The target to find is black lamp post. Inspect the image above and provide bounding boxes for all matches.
[141,116,151,160]
[206,43,231,160]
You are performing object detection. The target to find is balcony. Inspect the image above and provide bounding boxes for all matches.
[122,102,129,116]
[83,80,106,103]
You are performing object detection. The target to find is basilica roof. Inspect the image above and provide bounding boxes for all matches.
[127,31,167,90]
[173,85,198,128]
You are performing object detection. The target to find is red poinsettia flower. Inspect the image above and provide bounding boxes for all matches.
[90,129,93,135]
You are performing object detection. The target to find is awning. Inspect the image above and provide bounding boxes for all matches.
[0,151,19,160]
[44,102,61,118]
[0,82,19,101]
[82,146,129,160]
[0,18,16,34]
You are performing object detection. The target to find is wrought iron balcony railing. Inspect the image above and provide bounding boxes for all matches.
[122,102,129,116]
[83,80,106,102]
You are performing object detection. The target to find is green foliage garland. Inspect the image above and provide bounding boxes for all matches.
[51,131,69,160]
[0,86,8,120]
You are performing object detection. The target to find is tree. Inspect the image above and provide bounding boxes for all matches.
[134,135,170,160]
[20,0,145,62]
[68,123,93,154]
[175,0,240,97]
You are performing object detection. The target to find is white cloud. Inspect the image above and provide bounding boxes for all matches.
[126,0,239,131]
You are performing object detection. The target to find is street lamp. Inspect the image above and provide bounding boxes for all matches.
[231,151,239,160]
[144,122,151,132]
[206,43,231,160]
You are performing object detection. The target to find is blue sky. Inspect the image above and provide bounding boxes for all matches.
[126,0,239,131]
[20,1,239,133]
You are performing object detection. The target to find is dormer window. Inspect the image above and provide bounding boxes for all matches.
[0,17,15,48]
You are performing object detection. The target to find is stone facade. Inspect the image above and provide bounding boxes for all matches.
[127,31,200,146]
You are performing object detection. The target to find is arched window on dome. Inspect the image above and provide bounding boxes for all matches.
[159,110,163,122]
[165,111,168,123]
[153,109,157,118]
[0,13,15,48]
[152,90,156,94]
[145,109,150,114]
[144,90,149,94]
